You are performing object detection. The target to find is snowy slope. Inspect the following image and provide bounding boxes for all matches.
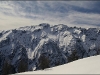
[16,55,100,74]
[0,23,100,74]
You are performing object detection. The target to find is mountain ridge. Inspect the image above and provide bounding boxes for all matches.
[0,23,100,74]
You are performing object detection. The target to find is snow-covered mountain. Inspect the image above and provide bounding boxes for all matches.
[16,55,100,74]
[0,23,100,74]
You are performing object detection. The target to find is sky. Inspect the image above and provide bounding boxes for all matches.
[0,1,100,30]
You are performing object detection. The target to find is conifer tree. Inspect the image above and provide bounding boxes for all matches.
[18,59,28,73]
[38,54,50,70]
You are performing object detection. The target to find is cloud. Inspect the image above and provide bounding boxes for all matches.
[0,1,100,30]
[67,11,100,26]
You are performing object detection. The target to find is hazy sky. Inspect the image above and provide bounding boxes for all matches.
[0,1,100,30]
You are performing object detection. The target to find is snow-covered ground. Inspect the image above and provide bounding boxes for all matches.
[15,55,100,74]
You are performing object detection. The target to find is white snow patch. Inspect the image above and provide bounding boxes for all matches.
[74,29,81,34]
[0,30,11,42]
[81,35,86,42]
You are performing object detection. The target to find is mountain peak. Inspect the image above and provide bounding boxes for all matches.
[0,24,100,74]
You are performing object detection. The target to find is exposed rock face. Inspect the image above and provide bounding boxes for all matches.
[0,23,100,74]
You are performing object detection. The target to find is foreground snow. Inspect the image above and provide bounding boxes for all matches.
[16,55,100,74]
